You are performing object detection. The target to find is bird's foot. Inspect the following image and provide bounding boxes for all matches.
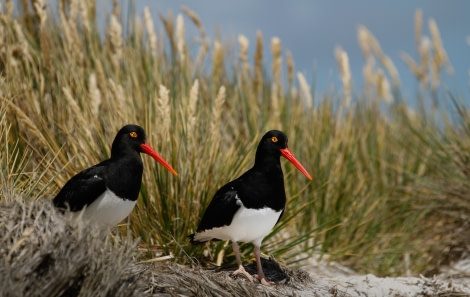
[232,265,253,282]
[254,274,275,286]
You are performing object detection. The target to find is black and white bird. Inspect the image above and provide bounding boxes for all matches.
[189,130,312,285]
[53,124,177,228]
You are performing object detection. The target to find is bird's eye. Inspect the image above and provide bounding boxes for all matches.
[271,136,278,143]
[129,132,138,138]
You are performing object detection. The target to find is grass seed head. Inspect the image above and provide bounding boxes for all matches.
[108,14,123,69]
[157,84,171,140]
[176,14,185,62]
[271,36,283,86]
[181,6,206,39]
[143,7,158,55]
[335,47,352,108]
[429,18,454,76]
[414,9,423,52]
[297,72,312,109]
[89,73,102,117]
[238,34,250,77]
[187,79,199,137]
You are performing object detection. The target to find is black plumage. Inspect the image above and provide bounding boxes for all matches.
[53,124,177,227]
[190,130,312,285]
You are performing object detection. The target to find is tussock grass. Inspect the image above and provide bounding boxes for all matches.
[0,0,468,279]
[0,199,143,297]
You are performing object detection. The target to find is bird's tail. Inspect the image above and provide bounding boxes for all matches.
[188,233,206,245]
[188,233,224,245]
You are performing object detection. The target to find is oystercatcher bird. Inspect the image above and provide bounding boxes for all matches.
[189,130,312,285]
[53,124,177,228]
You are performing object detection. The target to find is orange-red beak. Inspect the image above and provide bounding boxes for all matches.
[280,148,312,180]
[140,143,178,176]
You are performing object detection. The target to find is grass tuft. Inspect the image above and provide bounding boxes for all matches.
[0,199,142,297]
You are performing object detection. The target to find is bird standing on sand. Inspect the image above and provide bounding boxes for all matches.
[189,130,312,286]
[53,124,177,228]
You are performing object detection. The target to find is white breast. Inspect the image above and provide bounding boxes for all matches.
[82,189,137,228]
[194,204,282,246]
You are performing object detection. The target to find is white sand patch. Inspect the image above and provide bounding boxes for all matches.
[313,274,462,297]
[299,257,470,297]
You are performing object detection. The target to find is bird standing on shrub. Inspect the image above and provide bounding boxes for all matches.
[53,124,177,228]
[189,130,312,286]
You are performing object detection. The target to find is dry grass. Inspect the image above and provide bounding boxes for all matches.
[3,200,468,297]
[0,0,468,281]
[1,199,467,297]
[0,199,143,297]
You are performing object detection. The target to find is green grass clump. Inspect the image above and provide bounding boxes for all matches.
[0,1,468,276]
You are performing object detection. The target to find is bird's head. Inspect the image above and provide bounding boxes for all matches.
[112,124,178,176]
[259,130,312,180]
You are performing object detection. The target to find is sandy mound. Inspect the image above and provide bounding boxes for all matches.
[141,258,469,296]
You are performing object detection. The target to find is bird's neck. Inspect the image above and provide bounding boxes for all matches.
[107,152,144,201]
[111,143,136,159]
[253,151,284,181]
[254,149,281,168]
[250,152,286,211]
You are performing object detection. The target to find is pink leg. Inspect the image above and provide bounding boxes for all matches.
[254,245,273,286]
[231,242,253,282]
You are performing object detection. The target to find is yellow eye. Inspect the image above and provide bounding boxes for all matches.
[129,132,138,138]
[271,136,278,143]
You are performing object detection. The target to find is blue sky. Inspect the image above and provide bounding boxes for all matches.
[109,1,470,102]
[123,0,470,101]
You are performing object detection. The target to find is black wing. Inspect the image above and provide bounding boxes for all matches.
[53,165,107,211]
[195,183,241,232]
